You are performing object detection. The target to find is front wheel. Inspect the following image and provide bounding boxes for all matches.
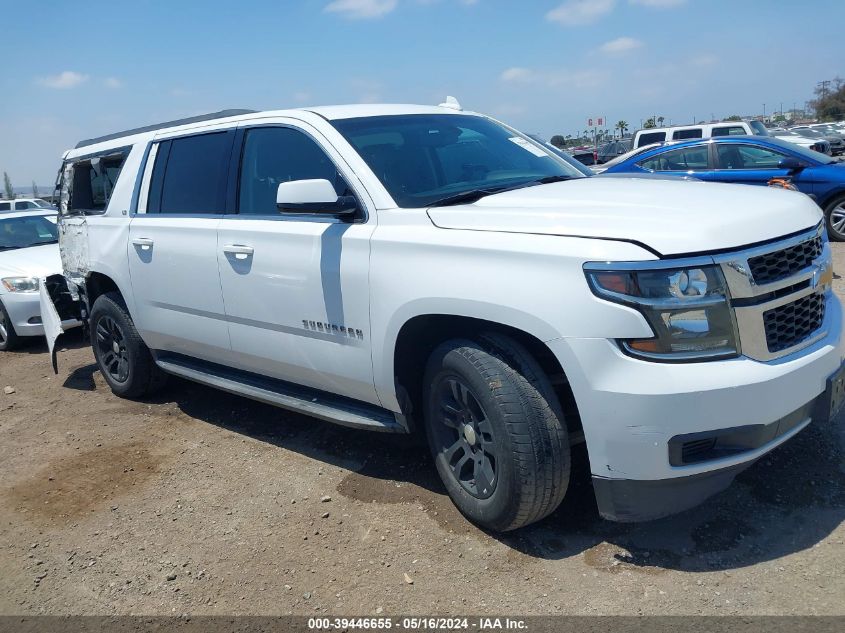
[90,292,167,398]
[423,333,570,532]
[825,194,845,242]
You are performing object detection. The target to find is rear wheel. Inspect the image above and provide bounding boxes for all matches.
[0,300,23,351]
[825,195,845,242]
[423,333,570,532]
[90,292,167,398]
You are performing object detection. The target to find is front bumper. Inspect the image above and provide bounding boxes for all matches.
[547,294,844,521]
[1,291,79,338]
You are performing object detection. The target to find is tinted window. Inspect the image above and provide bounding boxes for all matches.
[712,126,746,137]
[332,114,581,208]
[69,153,127,214]
[749,120,770,136]
[238,127,343,215]
[672,129,703,140]
[0,202,10,212]
[716,144,786,169]
[638,146,710,171]
[14,201,36,209]
[149,132,233,214]
[0,214,58,251]
[637,132,666,147]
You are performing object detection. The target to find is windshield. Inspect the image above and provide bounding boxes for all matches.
[331,114,584,208]
[33,199,54,209]
[0,214,59,251]
[600,142,664,169]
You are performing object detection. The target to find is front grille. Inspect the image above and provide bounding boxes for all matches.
[747,236,822,285]
[763,293,826,353]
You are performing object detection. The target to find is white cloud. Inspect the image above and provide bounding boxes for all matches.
[37,71,89,89]
[546,0,615,26]
[629,0,686,7]
[324,0,397,19]
[104,77,123,89]
[598,36,643,54]
[500,66,607,89]
[292,91,312,104]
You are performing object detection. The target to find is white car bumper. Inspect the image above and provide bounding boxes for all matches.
[549,293,844,521]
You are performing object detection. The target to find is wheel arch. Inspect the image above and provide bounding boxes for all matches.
[387,310,582,437]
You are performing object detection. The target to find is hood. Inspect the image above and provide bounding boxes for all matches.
[0,243,62,279]
[426,178,822,257]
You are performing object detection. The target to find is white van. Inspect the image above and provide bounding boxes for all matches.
[633,122,755,148]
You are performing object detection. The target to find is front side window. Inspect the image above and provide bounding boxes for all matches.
[238,127,344,215]
[638,146,710,171]
[716,144,786,169]
[332,114,582,208]
[712,126,747,137]
[68,152,128,214]
[0,215,58,251]
[148,131,233,214]
[14,201,36,210]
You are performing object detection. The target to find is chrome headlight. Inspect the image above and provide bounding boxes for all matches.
[585,264,739,361]
[1,277,40,293]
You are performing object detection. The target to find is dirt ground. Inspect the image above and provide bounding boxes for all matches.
[1,247,844,617]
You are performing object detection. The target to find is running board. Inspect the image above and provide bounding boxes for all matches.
[155,355,407,433]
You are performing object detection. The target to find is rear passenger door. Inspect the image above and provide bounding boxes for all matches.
[215,120,379,405]
[127,128,234,362]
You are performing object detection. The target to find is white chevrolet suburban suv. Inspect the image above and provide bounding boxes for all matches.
[41,103,844,532]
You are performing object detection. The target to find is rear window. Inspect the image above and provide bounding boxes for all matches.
[66,151,128,215]
[148,131,234,214]
[672,129,703,140]
[637,131,666,147]
[0,202,10,212]
[638,146,710,171]
[712,126,747,137]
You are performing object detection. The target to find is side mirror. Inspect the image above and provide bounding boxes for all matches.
[778,157,805,172]
[276,179,358,217]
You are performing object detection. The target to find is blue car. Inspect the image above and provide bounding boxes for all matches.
[603,136,845,240]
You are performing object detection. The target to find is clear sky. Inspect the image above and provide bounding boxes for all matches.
[2,0,843,186]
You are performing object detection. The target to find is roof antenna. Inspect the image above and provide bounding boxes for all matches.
[439,96,462,111]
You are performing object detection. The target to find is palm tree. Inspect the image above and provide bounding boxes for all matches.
[615,120,628,138]
[657,116,665,127]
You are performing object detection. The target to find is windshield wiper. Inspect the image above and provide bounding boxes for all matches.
[427,186,511,207]
[427,176,575,208]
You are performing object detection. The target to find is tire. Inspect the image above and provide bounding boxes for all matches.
[0,300,23,351]
[824,194,845,242]
[422,332,570,532]
[89,292,167,398]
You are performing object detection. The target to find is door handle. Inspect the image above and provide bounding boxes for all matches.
[223,244,254,260]
[132,237,154,250]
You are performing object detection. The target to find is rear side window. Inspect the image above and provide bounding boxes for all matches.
[148,131,234,214]
[637,132,666,147]
[0,202,10,211]
[638,146,710,171]
[66,151,128,215]
[712,126,746,137]
[672,128,703,140]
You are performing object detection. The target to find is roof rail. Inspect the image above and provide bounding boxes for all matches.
[74,109,257,149]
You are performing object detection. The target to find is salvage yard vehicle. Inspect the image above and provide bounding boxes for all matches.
[0,210,77,350]
[41,102,844,532]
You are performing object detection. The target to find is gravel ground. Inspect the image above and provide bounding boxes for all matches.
[0,245,843,617]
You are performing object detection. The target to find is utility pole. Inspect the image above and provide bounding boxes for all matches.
[818,80,831,100]
[763,103,766,116]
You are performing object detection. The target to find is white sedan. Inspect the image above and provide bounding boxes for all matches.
[0,210,77,351]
